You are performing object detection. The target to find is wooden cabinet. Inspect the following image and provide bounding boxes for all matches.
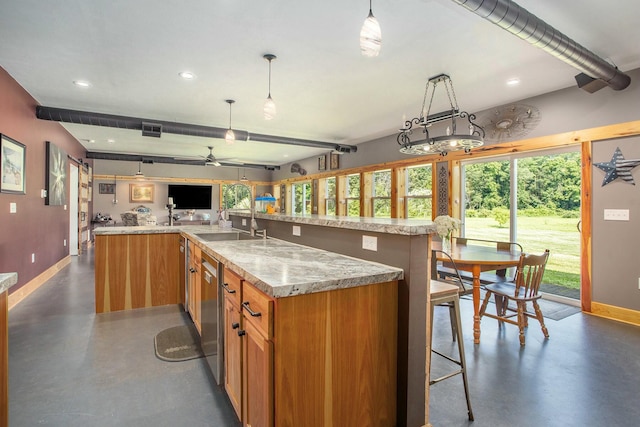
[242,290,274,426]
[187,240,202,333]
[94,233,181,313]
[1,290,8,427]
[224,295,243,418]
[220,265,397,427]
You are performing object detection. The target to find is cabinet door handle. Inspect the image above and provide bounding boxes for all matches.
[242,301,262,317]
[222,283,236,294]
[238,330,246,337]
[189,267,196,273]
[232,322,240,329]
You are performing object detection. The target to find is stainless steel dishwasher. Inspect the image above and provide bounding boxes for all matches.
[201,256,223,384]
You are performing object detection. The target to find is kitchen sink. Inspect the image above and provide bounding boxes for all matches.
[195,232,263,241]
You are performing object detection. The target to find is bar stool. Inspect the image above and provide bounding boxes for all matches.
[429,280,474,421]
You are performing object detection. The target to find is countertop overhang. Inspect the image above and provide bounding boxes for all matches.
[229,211,437,235]
[0,273,18,293]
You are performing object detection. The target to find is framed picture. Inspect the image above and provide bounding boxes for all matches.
[1,134,26,194]
[129,183,154,203]
[45,141,68,205]
[99,183,116,194]
[330,152,340,170]
[318,155,326,171]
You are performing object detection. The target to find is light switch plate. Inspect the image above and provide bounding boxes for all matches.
[362,235,377,251]
[9,202,17,213]
[292,225,301,236]
[242,218,247,226]
[604,209,629,221]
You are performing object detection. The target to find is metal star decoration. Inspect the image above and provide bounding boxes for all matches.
[594,147,640,186]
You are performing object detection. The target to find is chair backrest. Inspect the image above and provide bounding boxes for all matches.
[454,237,468,246]
[496,241,523,252]
[514,249,550,298]
[431,249,473,295]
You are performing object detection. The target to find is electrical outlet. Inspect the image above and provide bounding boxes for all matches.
[31,253,35,263]
[242,219,247,226]
[64,204,67,210]
[292,225,301,236]
[64,239,67,247]
[638,277,640,290]
[40,189,47,198]
[10,202,17,213]
[604,209,629,221]
[362,235,377,251]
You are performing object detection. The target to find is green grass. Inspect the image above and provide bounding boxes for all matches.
[465,216,581,290]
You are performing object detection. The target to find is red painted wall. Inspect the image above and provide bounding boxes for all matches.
[0,67,88,294]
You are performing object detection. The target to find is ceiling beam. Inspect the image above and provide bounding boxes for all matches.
[36,106,358,153]
[85,151,280,170]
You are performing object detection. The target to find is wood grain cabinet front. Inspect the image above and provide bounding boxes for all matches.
[221,266,397,427]
[187,240,202,333]
[94,233,180,313]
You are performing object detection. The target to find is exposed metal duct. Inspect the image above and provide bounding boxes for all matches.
[451,0,631,91]
[35,106,358,153]
[85,151,280,170]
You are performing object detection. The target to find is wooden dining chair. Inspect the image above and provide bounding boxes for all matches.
[479,249,550,346]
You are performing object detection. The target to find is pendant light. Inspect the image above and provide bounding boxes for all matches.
[224,99,236,144]
[240,168,248,182]
[263,54,277,120]
[134,161,145,180]
[360,0,382,57]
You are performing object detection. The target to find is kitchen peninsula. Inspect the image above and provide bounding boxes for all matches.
[93,225,406,426]
[1,272,18,427]
[228,212,437,427]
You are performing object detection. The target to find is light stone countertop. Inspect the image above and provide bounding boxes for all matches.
[195,237,404,298]
[93,224,216,235]
[0,272,18,294]
[93,225,404,298]
[229,211,437,235]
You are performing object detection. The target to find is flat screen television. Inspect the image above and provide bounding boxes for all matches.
[168,184,212,209]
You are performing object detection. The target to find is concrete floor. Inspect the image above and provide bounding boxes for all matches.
[8,250,640,426]
[8,250,240,427]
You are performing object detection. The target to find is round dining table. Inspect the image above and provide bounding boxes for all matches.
[433,242,521,344]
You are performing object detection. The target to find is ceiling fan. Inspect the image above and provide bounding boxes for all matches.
[176,146,229,166]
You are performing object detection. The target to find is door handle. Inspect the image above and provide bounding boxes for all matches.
[222,283,236,294]
[242,301,262,317]
[577,220,582,233]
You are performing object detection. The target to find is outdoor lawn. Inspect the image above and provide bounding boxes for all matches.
[464,216,581,289]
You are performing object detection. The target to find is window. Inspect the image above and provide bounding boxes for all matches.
[405,164,432,219]
[292,181,312,215]
[372,169,391,218]
[346,173,360,217]
[325,177,336,215]
[222,184,251,210]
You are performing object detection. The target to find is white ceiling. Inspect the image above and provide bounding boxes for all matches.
[1,0,639,167]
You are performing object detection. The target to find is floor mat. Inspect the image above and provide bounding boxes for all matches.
[154,324,204,362]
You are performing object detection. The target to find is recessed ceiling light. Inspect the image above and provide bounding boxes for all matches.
[179,71,196,80]
[88,139,95,144]
[73,80,91,88]
[506,78,520,86]
[283,154,289,158]
[107,139,115,144]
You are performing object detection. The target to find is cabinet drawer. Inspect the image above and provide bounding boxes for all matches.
[222,268,242,306]
[241,282,273,339]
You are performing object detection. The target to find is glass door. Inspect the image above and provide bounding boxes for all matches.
[461,148,581,297]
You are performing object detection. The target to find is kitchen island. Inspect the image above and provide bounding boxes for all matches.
[228,212,438,427]
[1,272,18,427]
[93,225,404,426]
